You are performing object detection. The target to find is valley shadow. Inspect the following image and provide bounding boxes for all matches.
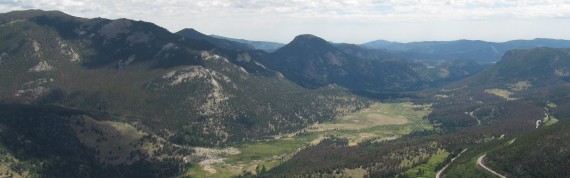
[348,90,419,102]
[0,104,182,177]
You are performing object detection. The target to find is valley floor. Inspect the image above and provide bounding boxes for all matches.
[185,102,433,177]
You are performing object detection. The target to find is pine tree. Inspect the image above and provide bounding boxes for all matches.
[260,165,267,174]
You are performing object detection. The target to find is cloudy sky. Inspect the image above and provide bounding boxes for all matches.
[1,0,570,43]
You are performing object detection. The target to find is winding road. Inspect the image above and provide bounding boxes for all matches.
[477,154,507,178]
[435,149,467,178]
[468,110,481,126]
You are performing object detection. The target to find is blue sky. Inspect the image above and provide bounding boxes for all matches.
[1,0,570,43]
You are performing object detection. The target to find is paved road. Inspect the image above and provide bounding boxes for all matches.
[435,163,449,178]
[435,149,467,178]
[477,154,507,178]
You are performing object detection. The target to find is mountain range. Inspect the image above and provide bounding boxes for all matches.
[363,38,570,63]
[176,28,255,51]
[210,35,284,52]
[1,9,570,178]
[178,32,484,92]
[0,10,378,176]
[261,34,426,91]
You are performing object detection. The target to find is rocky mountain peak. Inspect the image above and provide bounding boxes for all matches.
[289,34,331,47]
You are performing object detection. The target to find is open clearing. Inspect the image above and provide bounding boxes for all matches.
[307,102,432,145]
[186,102,433,177]
[310,103,413,131]
[186,132,318,178]
[485,88,517,100]
[399,150,450,178]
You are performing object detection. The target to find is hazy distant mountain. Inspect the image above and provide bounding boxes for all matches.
[335,42,485,83]
[261,34,427,91]
[259,34,486,91]
[411,60,485,85]
[334,43,397,61]
[361,39,399,49]
[176,28,255,50]
[210,35,284,52]
[456,47,570,88]
[363,39,570,63]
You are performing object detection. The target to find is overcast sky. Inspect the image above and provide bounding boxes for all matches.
[1,0,570,43]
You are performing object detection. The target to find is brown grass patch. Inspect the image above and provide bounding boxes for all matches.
[366,114,408,125]
[485,88,517,100]
[69,116,159,165]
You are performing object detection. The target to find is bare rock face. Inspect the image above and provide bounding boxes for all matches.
[236,52,252,63]
[158,64,235,117]
[28,61,54,72]
[31,40,43,58]
[58,39,81,62]
[32,40,40,53]
[155,43,179,58]
[118,55,136,68]
[201,51,230,63]
[14,78,53,98]
[161,66,230,86]
[555,68,569,77]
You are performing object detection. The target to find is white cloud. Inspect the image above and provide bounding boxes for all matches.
[1,0,570,43]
